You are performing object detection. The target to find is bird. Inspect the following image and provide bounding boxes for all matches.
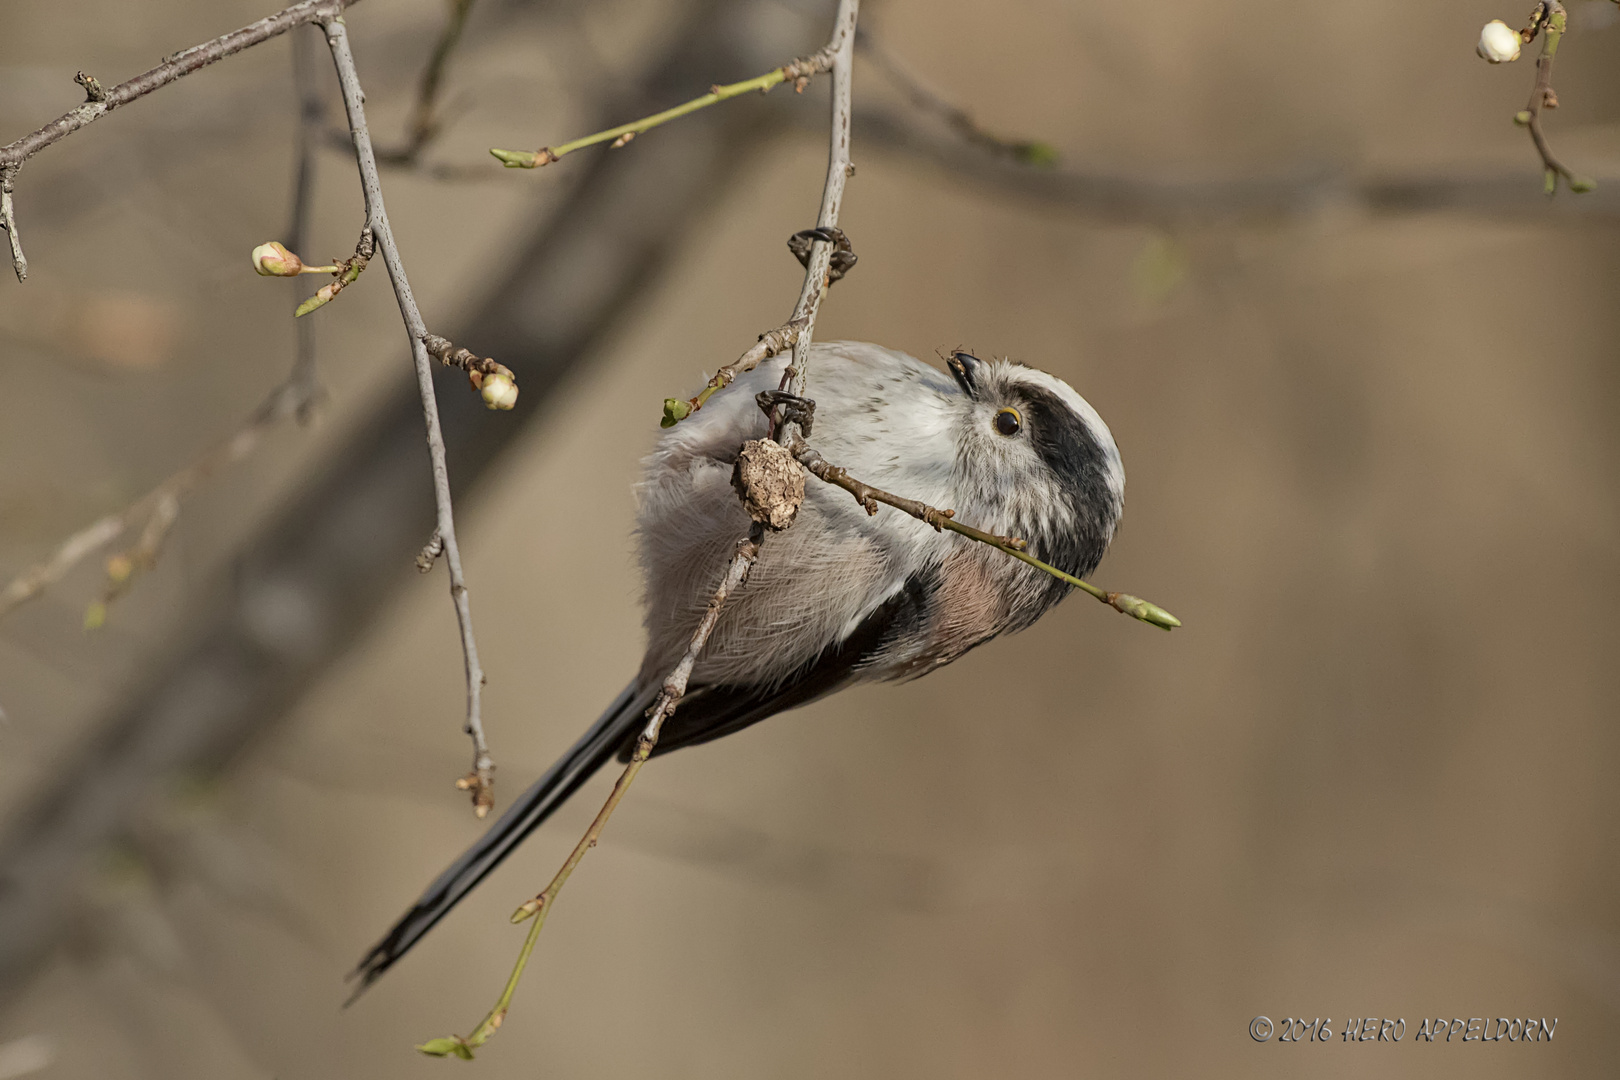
[352,341,1125,990]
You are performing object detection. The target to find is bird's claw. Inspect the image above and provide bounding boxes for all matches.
[787,227,857,285]
[756,390,815,437]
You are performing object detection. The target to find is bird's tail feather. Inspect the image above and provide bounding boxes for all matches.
[349,679,653,995]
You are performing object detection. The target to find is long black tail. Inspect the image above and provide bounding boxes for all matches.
[350,680,653,995]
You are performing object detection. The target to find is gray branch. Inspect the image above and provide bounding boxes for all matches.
[0,0,363,281]
[319,14,495,814]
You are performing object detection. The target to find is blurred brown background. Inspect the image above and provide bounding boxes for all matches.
[3,0,1620,1077]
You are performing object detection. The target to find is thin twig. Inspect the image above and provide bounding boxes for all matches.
[0,165,24,280]
[319,13,495,818]
[793,442,1180,630]
[421,529,764,1060]
[488,44,841,169]
[661,316,807,426]
[378,0,478,164]
[1515,2,1592,195]
[774,0,860,435]
[855,27,1057,167]
[0,0,362,281]
[0,16,339,622]
[423,333,519,410]
[288,25,325,416]
[0,382,313,621]
[292,227,374,316]
[419,0,861,1058]
[83,490,180,630]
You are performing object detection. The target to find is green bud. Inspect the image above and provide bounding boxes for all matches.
[661,398,691,428]
[1570,176,1597,194]
[1513,110,1532,126]
[489,148,544,169]
[417,1037,475,1059]
[294,282,338,318]
[1544,168,1558,196]
[1111,593,1182,630]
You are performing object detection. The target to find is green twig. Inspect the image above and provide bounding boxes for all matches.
[418,743,654,1059]
[796,442,1180,630]
[490,53,833,169]
[294,227,374,316]
[661,317,808,427]
[939,516,1180,629]
[418,532,763,1059]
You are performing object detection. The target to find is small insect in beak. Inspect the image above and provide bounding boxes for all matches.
[948,351,982,398]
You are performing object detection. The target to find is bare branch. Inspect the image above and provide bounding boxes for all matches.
[421,528,764,1060]
[0,514,125,620]
[1513,2,1594,195]
[851,104,1620,225]
[774,0,859,434]
[0,166,23,280]
[662,316,807,426]
[420,0,861,1057]
[856,27,1057,167]
[792,442,1181,630]
[288,25,325,416]
[378,0,479,165]
[0,0,363,281]
[0,20,337,624]
[318,13,496,818]
[0,381,312,621]
[83,491,180,631]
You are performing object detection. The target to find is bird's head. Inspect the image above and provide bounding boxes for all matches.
[945,351,1124,584]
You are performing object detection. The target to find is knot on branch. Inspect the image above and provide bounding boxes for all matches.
[416,530,444,572]
[74,71,108,103]
[423,334,519,410]
[731,438,804,530]
[455,764,495,819]
[780,50,835,92]
[293,228,374,316]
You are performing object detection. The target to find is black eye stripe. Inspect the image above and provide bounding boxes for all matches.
[1014,384,1117,579]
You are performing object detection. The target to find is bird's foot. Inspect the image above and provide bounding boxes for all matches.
[786,227,857,284]
[756,389,815,438]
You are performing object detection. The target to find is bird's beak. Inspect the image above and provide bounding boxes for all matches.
[947,351,982,398]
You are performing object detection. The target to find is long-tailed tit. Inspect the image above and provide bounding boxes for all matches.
[354,341,1125,988]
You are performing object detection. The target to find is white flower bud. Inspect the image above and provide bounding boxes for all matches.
[480,371,518,410]
[1476,20,1521,64]
[251,241,303,276]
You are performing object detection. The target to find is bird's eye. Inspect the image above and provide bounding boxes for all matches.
[993,407,1022,436]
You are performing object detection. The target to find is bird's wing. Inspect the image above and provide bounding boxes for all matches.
[629,568,936,760]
